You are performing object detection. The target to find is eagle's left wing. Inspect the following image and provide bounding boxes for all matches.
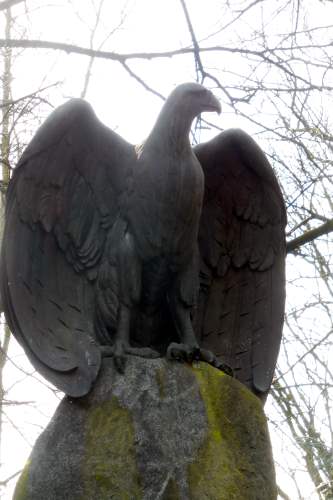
[194,129,286,400]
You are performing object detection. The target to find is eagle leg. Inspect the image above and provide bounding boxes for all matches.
[112,303,131,373]
[112,230,160,372]
[108,303,160,373]
[166,277,202,362]
[167,271,233,375]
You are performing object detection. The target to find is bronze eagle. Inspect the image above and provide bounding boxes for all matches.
[0,83,286,400]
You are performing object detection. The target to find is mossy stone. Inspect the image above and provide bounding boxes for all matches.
[12,357,276,500]
[13,397,142,500]
[188,363,276,499]
[84,398,142,499]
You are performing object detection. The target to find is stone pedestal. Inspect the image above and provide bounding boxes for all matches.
[14,358,276,499]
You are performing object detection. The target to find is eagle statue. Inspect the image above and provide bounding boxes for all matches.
[0,83,286,401]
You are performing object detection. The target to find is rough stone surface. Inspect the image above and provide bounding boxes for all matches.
[14,358,277,500]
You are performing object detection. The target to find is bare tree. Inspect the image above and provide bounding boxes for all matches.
[0,1,332,498]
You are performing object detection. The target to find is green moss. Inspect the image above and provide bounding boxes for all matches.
[188,363,276,500]
[83,397,142,499]
[13,460,30,500]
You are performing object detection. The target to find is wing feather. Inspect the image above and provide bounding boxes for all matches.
[0,99,135,396]
[194,129,286,400]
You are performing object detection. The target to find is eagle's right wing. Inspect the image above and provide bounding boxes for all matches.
[1,99,135,396]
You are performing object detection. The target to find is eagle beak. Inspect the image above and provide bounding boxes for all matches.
[205,93,221,114]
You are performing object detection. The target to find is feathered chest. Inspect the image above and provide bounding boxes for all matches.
[127,147,204,258]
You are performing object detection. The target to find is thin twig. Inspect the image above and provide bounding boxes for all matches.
[0,0,24,11]
[0,469,22,486]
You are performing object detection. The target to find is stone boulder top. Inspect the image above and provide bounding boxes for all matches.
[15,357,277,500]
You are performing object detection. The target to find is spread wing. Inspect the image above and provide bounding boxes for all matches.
[194,129,286,400]
[0,99,135,396]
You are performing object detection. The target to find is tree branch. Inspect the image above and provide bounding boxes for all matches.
[0,38,218,62]
[287,219,333,253]
[0,38,329,90]
[179,0,204,80]
[0,469,22,486]
[0,37,329,96]
[277,485,292,500]
[0,0,25,11]
[120,62,165,100]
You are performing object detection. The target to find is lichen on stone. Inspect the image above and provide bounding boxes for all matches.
[83,397,142,499]
[188,363,277,500]
[12,358,276,500]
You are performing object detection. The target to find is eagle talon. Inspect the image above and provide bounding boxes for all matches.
[114,354,126,374]
[167,342,234,376]
[167,342,191,362]
[166,342,203,364]
[217,363,234,377]
[125,346,160,359]
[116,345,161,372]
[113,342,126,373]
[100,345,114,358]
[192,347,201,362]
